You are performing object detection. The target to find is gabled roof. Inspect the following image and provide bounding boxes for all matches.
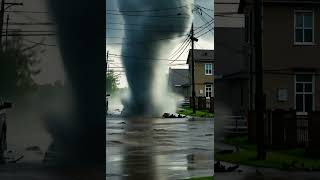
[238,0,320,13]
[186,49,214,64]
[168,68,190,86]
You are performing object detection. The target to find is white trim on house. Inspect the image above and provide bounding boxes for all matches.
[205,63,213,75]
[205,84,213,99]
[293,9,315,45]
[294,72,315,115]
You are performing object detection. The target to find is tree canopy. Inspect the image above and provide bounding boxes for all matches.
[106,70,119,95]
[0,36,42,98]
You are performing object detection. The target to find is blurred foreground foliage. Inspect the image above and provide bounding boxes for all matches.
[0,35,43,99]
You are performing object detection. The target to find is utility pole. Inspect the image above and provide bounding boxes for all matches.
[5,13,8,50]
[0,0,23,51]
[255,0,266,160]
[191,23,198,114]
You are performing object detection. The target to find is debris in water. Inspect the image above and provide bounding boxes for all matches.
[162,113,186,118]
[25,145,41,152]
[215,161,240,172]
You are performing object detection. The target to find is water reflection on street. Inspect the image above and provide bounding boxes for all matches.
[106,116,214,180]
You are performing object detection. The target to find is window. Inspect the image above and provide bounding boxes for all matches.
[205,63,213,75]
[294,10,314,44]
[205,84,213,98]
[295,74,314,113]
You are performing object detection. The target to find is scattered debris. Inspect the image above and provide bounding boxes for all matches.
[25,146,41,152]
[8,155,24,163]
[215,161,240,172]
[162,113,186,118]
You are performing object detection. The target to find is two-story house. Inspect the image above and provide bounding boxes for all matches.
[239,0,320,114]
[187,49,214,99]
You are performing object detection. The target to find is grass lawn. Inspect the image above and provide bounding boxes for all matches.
[177,107,214,118]
[215,135,320,170]
[185,177,213,180]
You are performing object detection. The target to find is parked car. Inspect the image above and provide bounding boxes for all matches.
[0,101,12,160]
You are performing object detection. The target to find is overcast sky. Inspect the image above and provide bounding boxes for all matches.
[9,0,218,87]
[106,0,214,88]
[6,0,65,85]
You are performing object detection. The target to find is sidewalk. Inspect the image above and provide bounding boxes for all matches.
[215,141,320,179]
[215,166,320,180]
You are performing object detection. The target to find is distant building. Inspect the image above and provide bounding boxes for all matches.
[168,68,190,98]
[187,49,214,99]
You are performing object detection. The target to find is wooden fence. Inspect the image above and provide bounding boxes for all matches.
[248,110,312,148]
[190,97,214,112]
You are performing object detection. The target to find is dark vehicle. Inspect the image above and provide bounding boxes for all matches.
[0,101,12,162]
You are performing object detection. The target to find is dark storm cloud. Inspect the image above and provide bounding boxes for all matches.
[117,0,193,117]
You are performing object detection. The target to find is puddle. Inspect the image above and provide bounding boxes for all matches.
[106,116,214,180]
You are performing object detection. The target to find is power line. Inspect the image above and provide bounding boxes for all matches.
[8,22,55,26]
[194,17,214,35]
[106,27,190,33]
[22,38,57,46]
[169,34,191,59]
[194,4,214,20]
[107,21,193,29]
[3,33,56,37]
[194,19,214,31]
[7,10,49,14]
[109,53,187,62]
[192,4,214,11]
[106,12,190,19]
[169,17,213,59]
[107,5,190,12]
[7,30,56,33]
[107,33,189,45]
[195,28,213,38]
[170,40,191,64]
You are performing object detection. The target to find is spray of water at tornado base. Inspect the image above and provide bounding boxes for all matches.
[117,0,193,117]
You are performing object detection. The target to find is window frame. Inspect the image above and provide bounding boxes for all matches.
[294,73,315,115]
[205,84,213,99]
[294,9,315,45]
[205,63,213,75]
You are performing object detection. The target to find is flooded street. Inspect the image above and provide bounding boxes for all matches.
[106,115,214,180]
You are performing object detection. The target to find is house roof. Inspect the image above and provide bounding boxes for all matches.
[238,0,320,13]
[186,49,214,64]
[168,68,190,87]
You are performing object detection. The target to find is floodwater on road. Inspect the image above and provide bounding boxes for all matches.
[106,115,214,180]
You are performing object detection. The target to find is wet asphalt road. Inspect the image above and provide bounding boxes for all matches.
[106,115,214,180]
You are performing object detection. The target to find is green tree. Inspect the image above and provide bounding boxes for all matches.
[0,36,42,98]
[106,70,119,94]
